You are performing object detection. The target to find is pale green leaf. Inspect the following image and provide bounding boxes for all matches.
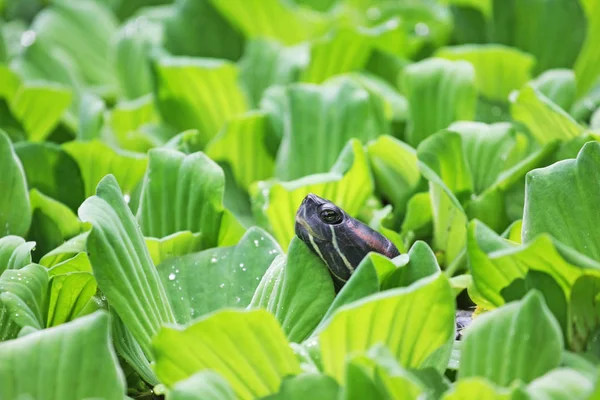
[319,273,455,382]
[367,135,420,216]
[574,0,600,97]
[402,58,476,146]
[153,309,301,399]
[31,0,119,91]
[526,368,595,400]
[206,111,275,191]
[208,0,327,45]
[300,28,372,84]
[459,291,563,385]
[28,189,83,259]
[0,311,126,400]
[0,263,48,330]
[0,236,32,274]
[106,94,160,153]
[78,174,176,359]
[467,220,600,308]
[510,84,585,145]
[272,76,388,180]
[113,17,162,100]
[523,141,600,261]
[435,44,535,101]
[530,69,576,112]
[249,237,334,343]
[441,377,513,400]
[39,232,88,268]
[152,56,249,148]
[157,227,281,323]
[14,141,85,211]
[168,371,236,400]
[46,272,96,327]
[238,39,307,107]
[111,310,158,386]
[0,129,31,238]
[63,139,147,198]
[9,82,72,142]
[136,149,228,246]
[145,231,204,266]
[47,252,91,276]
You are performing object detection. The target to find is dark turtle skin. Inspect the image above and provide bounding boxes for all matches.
[295,193,474,338]
[294,193,400,291]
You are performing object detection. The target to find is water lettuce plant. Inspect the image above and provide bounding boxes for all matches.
[1,0,600,399]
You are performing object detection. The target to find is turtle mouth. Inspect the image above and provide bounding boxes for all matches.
[295,194,327,241]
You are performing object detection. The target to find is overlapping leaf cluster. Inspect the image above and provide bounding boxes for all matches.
[1,0,600,399]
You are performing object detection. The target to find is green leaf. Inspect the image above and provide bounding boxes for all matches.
[367,135,420,217]
[63,139,147,198]
[153,309,301,399]
[152,56,249,148]
[435,44,535,101]
[168,371,237,400]
[510,84,585,145]
[77,92,105,141]
[383,241,440,289]
[0,236,34,274]
[530,69,576,112]
[9,82,72,142]
[271,76,389,180]
[46,271,96,327]
[574,0,600,97]
[300,27,374,84]
[311,252,401,338]
[523,141,600,262]
[14,141,85,212]
[440,377,513,400]
[467,220,600,308]
[568,275,600,352]
[78,175,176,359]
[447,121,520,195]
[47,252,91,276]
[11,39,82,91]
[157,227,281,323]
[106,95,160,153]
[459,291,563,385]
[136,148,228,245]
[402,58,476,146]
[429,181,468,268]
[252,139,373,248]
[31,0,119,92]
[267,373,339,400]
[526,368,595,399]
[0,130,31,238]
[145,231,205,266]
[206,111,275,191]
[163,0,244,61]
[113,17,162,100]
[319,273,455,382]
[111,310,158,386]
[417,130,473,197]
[28,189,83,260]
[400,192,433,247]
[491,0,586,74]
[39,232,88,268]
[0,263,48,330]
[208,0,327,45]
[238,39,307,107]
[250,237,334,343]
[0,311,126,400]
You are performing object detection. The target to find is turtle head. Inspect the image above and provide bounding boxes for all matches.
[294,193,346,243]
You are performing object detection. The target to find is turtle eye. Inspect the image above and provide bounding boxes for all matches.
[319,208,342,224]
